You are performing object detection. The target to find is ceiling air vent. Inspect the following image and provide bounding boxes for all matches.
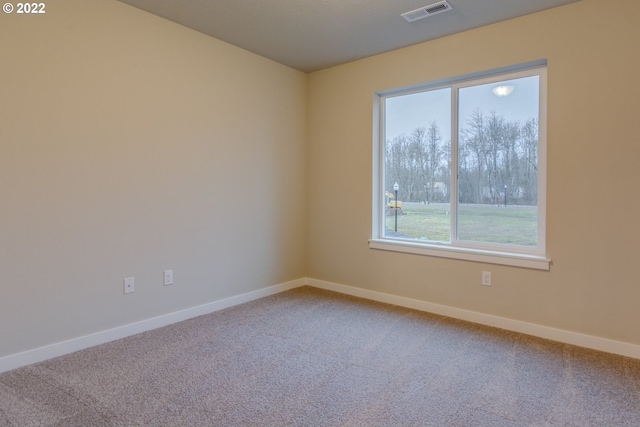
[401,1,453,23]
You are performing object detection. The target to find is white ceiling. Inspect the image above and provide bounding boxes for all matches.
[117,0,580,73]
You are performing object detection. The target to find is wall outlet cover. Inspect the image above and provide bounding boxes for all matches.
[163,270,173,286]
[124,276,135,294]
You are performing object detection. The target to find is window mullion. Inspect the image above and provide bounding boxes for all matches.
[450,85,458,245]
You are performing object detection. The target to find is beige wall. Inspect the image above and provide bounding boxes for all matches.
[0,1,307,357]
[307,0,640,345]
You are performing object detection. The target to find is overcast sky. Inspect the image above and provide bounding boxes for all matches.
[385,75,539,142]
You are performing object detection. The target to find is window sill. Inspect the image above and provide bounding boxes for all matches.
[369,238,550,271]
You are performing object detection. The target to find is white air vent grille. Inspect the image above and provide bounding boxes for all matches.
[402,1,453,23]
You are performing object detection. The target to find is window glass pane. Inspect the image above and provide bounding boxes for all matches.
[384,88,451,241]
[457,76,539,246]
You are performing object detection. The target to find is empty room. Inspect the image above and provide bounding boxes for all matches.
[1,0,639,425]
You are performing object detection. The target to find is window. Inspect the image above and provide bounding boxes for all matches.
[371,62,549,270]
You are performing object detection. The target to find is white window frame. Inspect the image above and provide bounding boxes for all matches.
[370,61,550,270]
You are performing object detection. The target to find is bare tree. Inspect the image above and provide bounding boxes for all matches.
[459,109,487,203]
[425,121,444,203]
[519,118,538,204]
[386,112,537,206]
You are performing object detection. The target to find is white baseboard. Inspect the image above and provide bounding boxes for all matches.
[3,276,637,374]
[306,278,640,360]
[0,278,305,374]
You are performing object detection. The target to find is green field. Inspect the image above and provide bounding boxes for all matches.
[386,202,537,246]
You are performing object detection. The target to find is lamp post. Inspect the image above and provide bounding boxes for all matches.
[504,185,507,207]
[393,182,399,232]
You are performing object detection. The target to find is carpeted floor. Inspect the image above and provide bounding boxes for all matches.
[1,286,639,426]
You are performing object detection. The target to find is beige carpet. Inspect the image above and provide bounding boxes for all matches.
[1,286,639,426]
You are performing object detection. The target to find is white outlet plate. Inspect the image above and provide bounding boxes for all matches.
[482,271,491,286]
[163,270,173,286]
[124,276,135,294]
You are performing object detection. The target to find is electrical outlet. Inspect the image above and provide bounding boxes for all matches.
[124,276,135,294]
[163,269,173,286]
[482,271,491,286]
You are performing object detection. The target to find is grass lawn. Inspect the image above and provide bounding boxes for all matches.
[386,202,537,246]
